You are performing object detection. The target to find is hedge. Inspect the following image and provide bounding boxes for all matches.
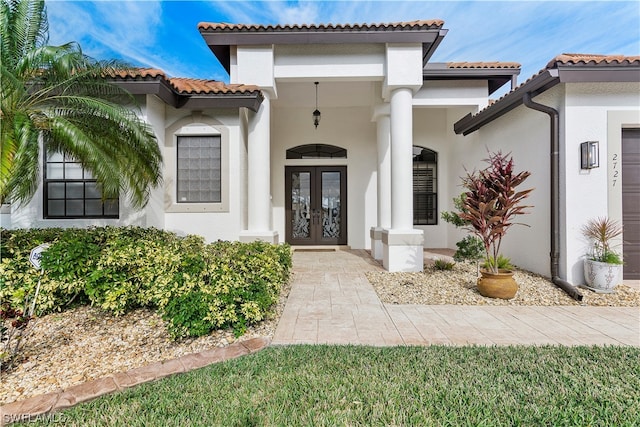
[0,227,292,338]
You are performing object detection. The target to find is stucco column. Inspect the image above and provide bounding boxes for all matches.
[382,87,423,271]
[370,112,391,260]
[390,88,414,229]
[240,93,278,244]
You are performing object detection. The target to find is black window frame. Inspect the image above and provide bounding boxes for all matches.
[43,150,119,219]
[413,146,438,225]
[286,144,347,159]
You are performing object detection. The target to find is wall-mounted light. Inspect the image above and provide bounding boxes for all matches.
[581,141,599,169]
[312,82,321,129]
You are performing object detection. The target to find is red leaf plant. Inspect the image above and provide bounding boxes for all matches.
[458,151,533,274]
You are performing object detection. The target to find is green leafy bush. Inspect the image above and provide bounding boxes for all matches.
[162,291,217,339]
[482,254,514,271]
[453,235,484,263]
[0,227,292,340]
[433,259,455,271]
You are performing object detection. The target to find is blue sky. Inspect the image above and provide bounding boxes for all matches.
[46,1,639,96]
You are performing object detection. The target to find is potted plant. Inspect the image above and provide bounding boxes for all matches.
[581,217,623,293]
[458,151,533,299]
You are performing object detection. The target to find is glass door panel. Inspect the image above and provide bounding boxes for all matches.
[321,172,341,239]
[285,166,346,245]
[291,172,311,239]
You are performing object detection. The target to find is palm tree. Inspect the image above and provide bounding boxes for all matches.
[1,0,162,209]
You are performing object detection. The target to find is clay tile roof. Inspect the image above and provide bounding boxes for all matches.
[447,61,521,69]
[198,20,444,32]
[548,53,640,68]
[111,69,260,95]
[167,78,260,94]
[110,68,166,79]
[453,52,640,135]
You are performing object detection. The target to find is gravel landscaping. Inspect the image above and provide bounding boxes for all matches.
[2,258,638,406]
[367,261,640,307]
[0,274,292,405]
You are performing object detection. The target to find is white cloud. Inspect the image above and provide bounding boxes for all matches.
[44,0,640,84]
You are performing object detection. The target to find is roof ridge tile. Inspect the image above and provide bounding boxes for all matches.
[198,20,444,32]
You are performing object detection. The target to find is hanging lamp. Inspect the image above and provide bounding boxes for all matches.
[312,82,321,129]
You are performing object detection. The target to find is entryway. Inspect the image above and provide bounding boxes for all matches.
[285,166,347,245]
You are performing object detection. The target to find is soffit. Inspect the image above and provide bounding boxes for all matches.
[424,62,521,95]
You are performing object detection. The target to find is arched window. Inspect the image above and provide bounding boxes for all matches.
[413,146,437,225]
[286,144,347,159]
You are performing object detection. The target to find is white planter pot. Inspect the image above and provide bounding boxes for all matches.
[583,259,622,294]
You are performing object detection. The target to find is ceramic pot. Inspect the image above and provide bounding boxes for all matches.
[477,269,518,300]
[583,259,622,294]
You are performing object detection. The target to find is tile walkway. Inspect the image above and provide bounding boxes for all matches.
[272,249,640,347]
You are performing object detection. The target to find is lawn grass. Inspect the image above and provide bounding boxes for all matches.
[19,345,640,426]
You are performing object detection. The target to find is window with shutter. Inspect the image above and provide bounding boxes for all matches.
[413,146,437,225]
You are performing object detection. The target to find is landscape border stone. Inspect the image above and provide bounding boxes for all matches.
[0,337,270,426]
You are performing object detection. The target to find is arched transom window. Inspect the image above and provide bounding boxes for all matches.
[413,146,437,225]
[286,144,347,159]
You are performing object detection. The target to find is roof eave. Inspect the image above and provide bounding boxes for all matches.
[453,69,559,136]
[179,92,264,111]
[200,28,443,75]
[424,67,521,95]
[112,78,178,106]
[453,64,640,136]
[556,65,640,83]
[422,29,447,65]
[113,78,264,111]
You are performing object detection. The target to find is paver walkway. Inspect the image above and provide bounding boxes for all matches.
[272,249,640,346]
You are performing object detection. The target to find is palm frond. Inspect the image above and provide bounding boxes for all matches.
[1,0,162,209]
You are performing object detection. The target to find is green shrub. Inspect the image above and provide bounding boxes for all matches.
[483,254,514,271]
[162,291,216,339]
[433,259,455,271]
[0,227,292,340]
[453,235,484,263]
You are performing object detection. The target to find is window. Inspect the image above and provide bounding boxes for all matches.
[44,152,119,218]
[413,146,437,225]
[176,135,221,203]
[286,144,347,159]
[165,119,229,213]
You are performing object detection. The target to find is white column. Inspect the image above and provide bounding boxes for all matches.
[370,112,391,260]
[390,88,414,230]
[382,87,423,271]
[377,114,392,230]
[240,93,278,243]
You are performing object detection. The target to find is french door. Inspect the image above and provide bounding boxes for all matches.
[285,166,347,245]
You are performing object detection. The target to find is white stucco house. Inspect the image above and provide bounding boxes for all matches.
[1,20,638,286]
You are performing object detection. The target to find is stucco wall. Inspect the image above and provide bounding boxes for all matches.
[271,105,377,249]
[412,107,451,248]
[562,82,640,283]
[274,44,385,80]
[449,88,561,278]
[162,108,245,243]
[450,81,640,283]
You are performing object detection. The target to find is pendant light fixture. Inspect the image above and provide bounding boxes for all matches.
[312,81,321,129]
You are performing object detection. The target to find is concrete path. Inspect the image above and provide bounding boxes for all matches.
[272,249,640,346]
